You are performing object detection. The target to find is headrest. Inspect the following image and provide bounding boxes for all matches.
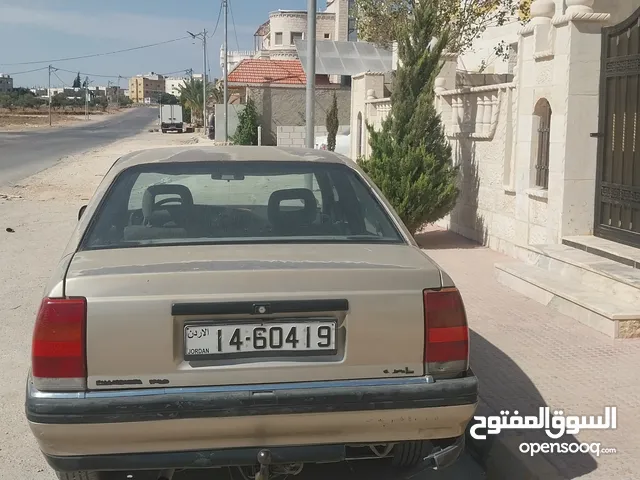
[268,188,317,229]
[142,184,194,223]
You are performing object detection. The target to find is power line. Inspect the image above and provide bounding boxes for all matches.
[206,0,224,82]
[55,67,122,79]
[53,67,192,80]
[5,66,49,76]
[209,1,224,39]
[228,0,240,50]
[52,71,70,87]
[0,36,192,67]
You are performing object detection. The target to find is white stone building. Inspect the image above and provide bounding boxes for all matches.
[165,77,188,97]
[351,0,640,339]
[222,0,353,74]
[164,74,207,98]
[0,74,13,93]
[220,50,257,74]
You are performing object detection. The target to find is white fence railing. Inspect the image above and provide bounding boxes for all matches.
[437,83,514,140]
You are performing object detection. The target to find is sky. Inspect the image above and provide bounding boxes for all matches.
[0,0,326,88]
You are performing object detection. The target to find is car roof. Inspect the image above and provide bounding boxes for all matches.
[112,145,354,174]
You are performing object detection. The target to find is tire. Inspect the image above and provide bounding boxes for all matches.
[161,129,167,134]
[390,441,432,468]
[55,472,104,480]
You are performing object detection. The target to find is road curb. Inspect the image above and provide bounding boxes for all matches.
[465,403,564,480]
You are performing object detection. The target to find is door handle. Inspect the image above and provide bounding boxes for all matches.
[590,132,604,138]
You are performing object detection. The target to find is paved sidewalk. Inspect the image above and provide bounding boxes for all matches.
[418,227,640,479]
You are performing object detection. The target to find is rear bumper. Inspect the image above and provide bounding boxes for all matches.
[43,435,467,473]
[26,373,478,470]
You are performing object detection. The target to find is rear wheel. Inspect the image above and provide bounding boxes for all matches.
[390,441,431,468]
[56,471,105,480]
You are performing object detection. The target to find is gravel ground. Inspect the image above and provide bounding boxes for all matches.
[0,109,125,131]
[0,133,485,480]
[0,132,200,479]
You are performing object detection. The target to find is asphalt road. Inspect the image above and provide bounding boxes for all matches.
[0,107,158,187]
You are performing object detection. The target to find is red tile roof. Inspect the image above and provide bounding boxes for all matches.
[228,59,331,86]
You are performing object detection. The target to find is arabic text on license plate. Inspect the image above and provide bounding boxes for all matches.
[184,321,337,359]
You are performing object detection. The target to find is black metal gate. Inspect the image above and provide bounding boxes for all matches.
[595,7,640,248]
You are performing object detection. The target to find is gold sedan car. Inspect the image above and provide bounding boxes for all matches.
[26,146,478,480]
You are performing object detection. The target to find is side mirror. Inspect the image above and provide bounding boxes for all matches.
[78,205,87,221]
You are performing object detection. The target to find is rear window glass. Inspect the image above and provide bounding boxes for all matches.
[81,161,405,250]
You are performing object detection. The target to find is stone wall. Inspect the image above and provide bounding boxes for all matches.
[276,125,350,147]
[434,84,523,250]
[248,86,351,146]
[214,104,244,142]
[349,0,615,259]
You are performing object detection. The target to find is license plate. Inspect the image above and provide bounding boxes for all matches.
[184,320,337,360]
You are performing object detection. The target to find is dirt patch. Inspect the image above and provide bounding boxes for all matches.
[0,130,201,479]
[0,107,127,131]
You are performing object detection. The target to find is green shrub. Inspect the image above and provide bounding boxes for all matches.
[232,99,259,145]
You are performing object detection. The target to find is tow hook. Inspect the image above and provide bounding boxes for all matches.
[157,468,175,480]
[254,449,272,480]
[423,435,465,470]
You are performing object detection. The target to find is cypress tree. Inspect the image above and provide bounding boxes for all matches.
[360,1,459,235]
[326,92,339,151]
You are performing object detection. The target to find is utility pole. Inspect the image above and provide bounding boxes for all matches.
[48,65,53,127]
[203,29,208,130]
[305,0,317,149]
[223,0,229,143]
[106,80,112,108]
[84,76,90,121]
[187,30,208,130]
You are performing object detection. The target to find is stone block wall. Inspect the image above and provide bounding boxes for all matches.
[277,125,350,148]
[249,86,351,146]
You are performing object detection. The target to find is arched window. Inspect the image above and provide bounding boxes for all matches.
[356,112,363,158]
[533,99,552,189]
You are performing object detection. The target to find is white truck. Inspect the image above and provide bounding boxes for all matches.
[159,104,184,133]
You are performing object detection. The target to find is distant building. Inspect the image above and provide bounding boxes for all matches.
[227,58,350,145]
[0,74,13,93]
[165,77,188,97]
[165,74,209,98]
[222,0,354,83]
[30,88,48,98]
[128,73,165,103]
[220,50,256,75]
[48,87,80,98]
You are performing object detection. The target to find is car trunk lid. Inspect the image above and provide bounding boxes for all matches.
[65,243,442,390]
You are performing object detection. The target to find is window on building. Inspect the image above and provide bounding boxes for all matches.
[533,99,552,189]
[291,32,303,44]
[324,33,331,39]
[274,32,283,45]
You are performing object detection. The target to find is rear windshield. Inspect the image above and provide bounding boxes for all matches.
[81,161,405,250]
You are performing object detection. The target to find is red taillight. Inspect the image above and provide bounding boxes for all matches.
[31,297,87,391]
[423,287,469,377]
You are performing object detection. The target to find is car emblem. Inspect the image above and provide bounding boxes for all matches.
[253,304,270,315]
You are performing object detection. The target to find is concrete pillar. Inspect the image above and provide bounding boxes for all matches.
[565,0,594,15]
[435,53,458,93]
[553,3,610,238]
[350,72,385,160]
